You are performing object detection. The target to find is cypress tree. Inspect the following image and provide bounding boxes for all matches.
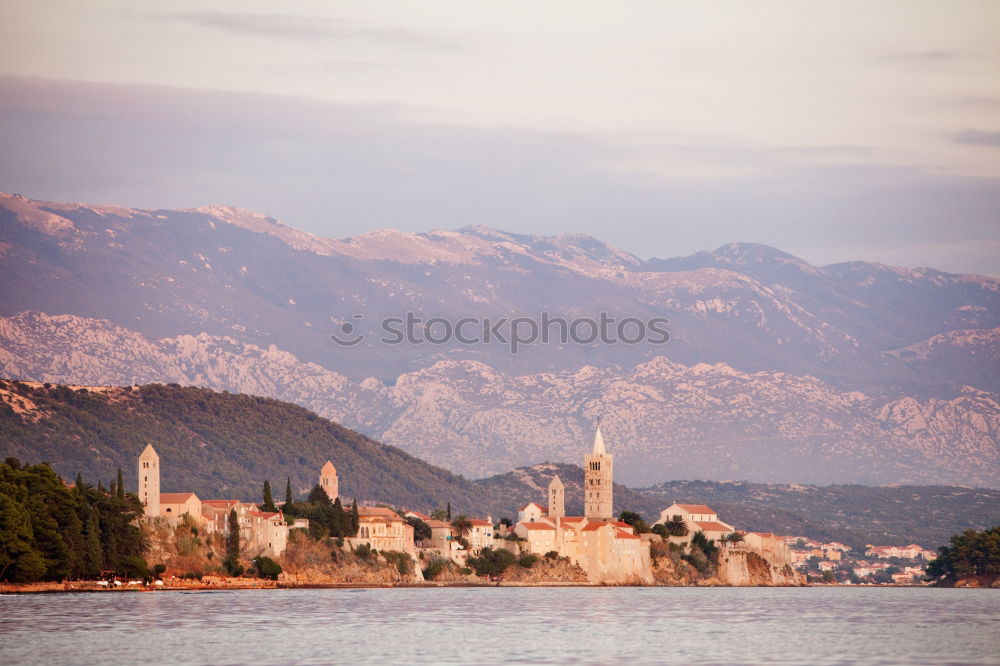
[116,468,125,499]
[226,508,240,558]
[447,502,452,521]
[97,480,105,494]
[75,472,84,491]
[285,477,293,507]
[84,508,103,576]
[261,480,276,512]
[332,497,346,538]
[224,509,243,577]
[350,499,359,536]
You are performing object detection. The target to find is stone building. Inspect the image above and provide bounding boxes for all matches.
[513,426,653,584]
[346,506,414,555]
[654,503,735,543]
[159,492,202,524]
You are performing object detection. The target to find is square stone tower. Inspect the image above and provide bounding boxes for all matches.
[320,460,339,501]
[138,443,160,517]
[548,475,565,519]
[583,425,613,521]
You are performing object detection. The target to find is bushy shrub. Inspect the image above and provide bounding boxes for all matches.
[223,553,244,577]
[354,543,373,561]
[252,556,283,580]
[517,554,539,569]
[382,551,413,575]
[422,557,448,580]
[467,547,516,576]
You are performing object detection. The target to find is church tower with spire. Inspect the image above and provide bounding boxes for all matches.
[583,425,614,521]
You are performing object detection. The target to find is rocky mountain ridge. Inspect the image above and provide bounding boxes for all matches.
[3,192,997,393]
[3,311,997,486]
[1,192,998,486]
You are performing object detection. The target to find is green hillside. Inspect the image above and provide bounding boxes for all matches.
[0,380,486,514]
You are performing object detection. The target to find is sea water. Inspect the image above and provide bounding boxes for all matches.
[1,587,998,665]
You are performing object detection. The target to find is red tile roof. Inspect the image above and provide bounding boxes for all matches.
[359,506,403,519]
[582,522,608,532]
[520,522,556,531]
[519,502,546,511]
[676,504,716,514]
[695,521,732,532]
[202,499,240,508]
[615,529,640,540]
[406,511,431,521]
[160,492,197,503]
[425,520,451,529]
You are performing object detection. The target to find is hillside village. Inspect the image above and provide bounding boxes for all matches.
[128,425,942,586]
[132,427,816,586]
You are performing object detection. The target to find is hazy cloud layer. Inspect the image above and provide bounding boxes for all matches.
[2,77,998,275]
[161,11,459,49]
[954,129,1000,147]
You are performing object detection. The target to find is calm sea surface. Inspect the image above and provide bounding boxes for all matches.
[1,587,998,665]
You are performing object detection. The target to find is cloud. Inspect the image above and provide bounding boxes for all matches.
[0,77,998,276]
[875,50,983,66]
[953,129,1000,147]
[159,11,459,50]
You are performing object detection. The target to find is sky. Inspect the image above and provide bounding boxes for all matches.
[0,0,998,273]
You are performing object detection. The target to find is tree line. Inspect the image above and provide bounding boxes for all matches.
[0,458,149,582]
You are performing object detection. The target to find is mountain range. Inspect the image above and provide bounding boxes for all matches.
[1,192,997,485]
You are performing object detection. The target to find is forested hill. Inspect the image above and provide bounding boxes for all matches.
[4,378,998,549]
[0,379,486,514]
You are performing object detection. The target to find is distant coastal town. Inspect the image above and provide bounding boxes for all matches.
[2,424,964,591]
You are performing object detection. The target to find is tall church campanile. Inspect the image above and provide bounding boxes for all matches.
[138,443,160,517]
[320,460,339,502]
[583,425,613,521]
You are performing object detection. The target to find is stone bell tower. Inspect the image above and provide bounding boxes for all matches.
[320,460,339,501]
[548,475,565,519]
[583,425,613,521]
[138,443,160,517]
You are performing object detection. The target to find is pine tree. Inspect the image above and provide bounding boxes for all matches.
[261,480,276,512]
[350,499,359,536]
[116,468,125,499]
